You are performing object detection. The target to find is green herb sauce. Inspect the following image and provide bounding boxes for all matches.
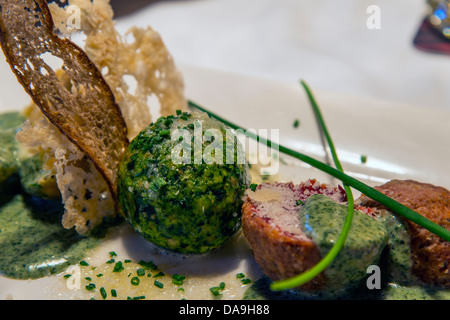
[0,112,101,280]
[298,194,388,295]
[374,210,414,284]
[0,112,25,183]
[18,153,60,199]
[0,111,26,130]
[0,194,100,279]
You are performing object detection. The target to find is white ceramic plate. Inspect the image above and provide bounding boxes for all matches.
[0,53,449,299]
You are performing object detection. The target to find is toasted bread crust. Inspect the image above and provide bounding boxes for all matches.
[47,0,187,140]
[0,0,128,203]
[358,179,450,287]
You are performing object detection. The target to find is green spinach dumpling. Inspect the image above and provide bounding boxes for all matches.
[117,111,250,254]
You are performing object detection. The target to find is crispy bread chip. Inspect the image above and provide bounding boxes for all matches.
[48,0,186,139]
[0,0,128,202]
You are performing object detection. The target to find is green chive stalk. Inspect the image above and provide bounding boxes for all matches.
[187,101,450,244]
[269,80,356,290]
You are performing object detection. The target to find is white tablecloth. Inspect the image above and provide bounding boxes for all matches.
[116,0,450,111]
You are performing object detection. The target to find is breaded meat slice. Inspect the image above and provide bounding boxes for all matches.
[242,179,385,293]
[357,179,450,287]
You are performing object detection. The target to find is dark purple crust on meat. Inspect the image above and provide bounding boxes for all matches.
[358,179,450,287]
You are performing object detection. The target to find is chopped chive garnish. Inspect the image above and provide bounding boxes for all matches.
[63,274,71,279]
[149,177,167,191]
[296,199,304,206]
[241,278,251,285]
[176,109,182,115]
[361,155,368,163]
[113,261,124,273]
[85,283,96,291]
[236,273,245,279]
[124,259,132,263]
[96,273,103,278]
[154,280,164,288]
[109,251,117,257]
[136,268,146,277]
[209,286,222,296]
[153,271,165,278]
[249,183,258,192]
[80,260,89,266]
[159,129,170,136]
[293,119,300,128]
[209,281,227,296]
[130,276,140,286]
[100,287,107,299]
[172,274,186,285]
[111,289,117,297]
[106,258,115,264]
[85,277,92,281]
[137,259,157,269]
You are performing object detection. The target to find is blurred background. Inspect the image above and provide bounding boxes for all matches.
[51,0,450,111]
